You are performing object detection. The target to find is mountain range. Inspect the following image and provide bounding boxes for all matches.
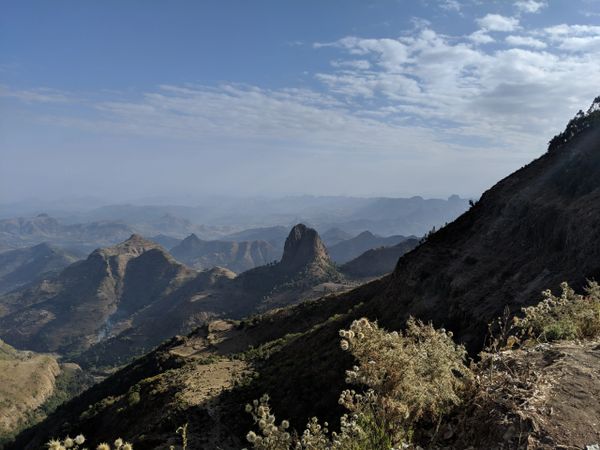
[9,98,600,448]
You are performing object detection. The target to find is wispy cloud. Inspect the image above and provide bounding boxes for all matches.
[476,14,520,32]
[0,85,71,103]
[515,0,547,14]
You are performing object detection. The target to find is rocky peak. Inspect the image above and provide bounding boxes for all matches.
[279,224,330,271]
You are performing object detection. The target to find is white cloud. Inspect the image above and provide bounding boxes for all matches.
[476,14,520,32]
[540,24,600,51]
[515,0,547,14]
[505,35,547,48]
[470,30,495,44]
[312,25,600,155]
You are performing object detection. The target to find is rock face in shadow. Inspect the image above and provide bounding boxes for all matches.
[279,224,331,274]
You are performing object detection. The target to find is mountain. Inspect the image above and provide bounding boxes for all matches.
[12,99,600,448]
[0,243,79,294]
[0,235,197,355]
[170,234,279,273]
[0,225,348,369]
[320,227,354,246]
[78,224,347,368]
[339,238,419,279]
[327,230,410,263]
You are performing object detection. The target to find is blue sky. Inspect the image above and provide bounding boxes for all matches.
[2,0,600,203]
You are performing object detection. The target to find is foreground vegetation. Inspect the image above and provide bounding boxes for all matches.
[45,281,600,449]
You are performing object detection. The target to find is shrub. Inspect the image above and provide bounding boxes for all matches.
[244,317,472,449]
[514,281,600,343]
[46,435,132,450]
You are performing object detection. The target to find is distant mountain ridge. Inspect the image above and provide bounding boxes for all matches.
[328,231,411,263]
[340,238,419,279]
[0,243,78,294]
[170,234,279,273]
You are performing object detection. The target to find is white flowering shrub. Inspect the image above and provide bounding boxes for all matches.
[245,317,471,449]
[46,435,132,450]
[514,281,600,342]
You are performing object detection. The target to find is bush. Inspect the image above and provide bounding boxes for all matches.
[514,281,600,343]
[244,317,472,449]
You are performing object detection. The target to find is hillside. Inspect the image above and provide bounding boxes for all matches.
[339,238,419,279]
[170,234,279,272]
[327,230,411,263]
[0,243,78,294]
[11,98,600,448]
[0,235,198,355]
[0,339,90,445]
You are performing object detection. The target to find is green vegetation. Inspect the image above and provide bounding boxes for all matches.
[243,317,471,449]
[514,281,600,343]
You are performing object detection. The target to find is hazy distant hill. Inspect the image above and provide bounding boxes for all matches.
[320,227,354,246]
[339,238,419,279]
[0,243,79,294]
[148,234,181,249]
[170,234,279,272]
[327,231,411,263]
[0,214,135,254]
[223,225,289,247]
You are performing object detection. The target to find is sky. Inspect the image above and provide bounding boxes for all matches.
[1,0,600,203]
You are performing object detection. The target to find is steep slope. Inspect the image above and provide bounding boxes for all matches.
[0,339,91,444]
[0,243,79,294]
[170,234,279,272]
[0,339,60,441]
[0,235,198,354]
[328,230,410,263]
[340,238,419,279]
